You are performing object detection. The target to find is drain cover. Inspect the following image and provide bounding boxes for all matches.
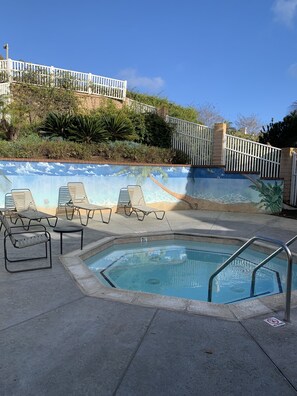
[146,278,160,285]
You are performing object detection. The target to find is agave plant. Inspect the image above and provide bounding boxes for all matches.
[42,112,73,139]
[102,113,136,141]
[69,114,109,143]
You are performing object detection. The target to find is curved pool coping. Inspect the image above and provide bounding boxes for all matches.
[59,232,297,321]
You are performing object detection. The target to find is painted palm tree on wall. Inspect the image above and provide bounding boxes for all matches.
[243,174,283,213]
[116,165,201,209]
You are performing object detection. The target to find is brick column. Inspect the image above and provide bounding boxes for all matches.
[280,147,296,203]
[157,106,168,119]
[212,123,227,166]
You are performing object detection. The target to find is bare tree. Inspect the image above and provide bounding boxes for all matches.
[196,103,224,127]
[235,114,263,135]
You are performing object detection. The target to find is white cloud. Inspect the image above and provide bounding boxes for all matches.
[118,68,165,92]
[288,63,297,77]
[272,0,297,27]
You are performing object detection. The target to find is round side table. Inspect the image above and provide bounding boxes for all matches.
[53,225,84,254]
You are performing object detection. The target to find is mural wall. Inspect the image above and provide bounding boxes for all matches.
[0,160,283,214]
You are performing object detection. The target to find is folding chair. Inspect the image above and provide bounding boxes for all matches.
[0,214,52,273]
[11,189,58,230]
[67,182,112,226]
[124,185,165,221]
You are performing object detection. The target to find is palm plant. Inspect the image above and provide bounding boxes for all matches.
[42,112,73,139]
[102,113,136,141]
[69,114,109,143]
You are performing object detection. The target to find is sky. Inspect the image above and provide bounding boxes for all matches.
[1,0,297,127]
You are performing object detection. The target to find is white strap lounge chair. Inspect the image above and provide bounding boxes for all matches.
[67,182,112,226]
[0,214,52,273]
[0,193,18,230]
[57,185,73,217]
[124,185,165,221]
[11,189,58,230]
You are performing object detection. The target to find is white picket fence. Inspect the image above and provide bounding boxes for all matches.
[0,59,127,100]
[126,98,157,114]
[226,134,281,178]
[167,116,214,165]
[126,99,281,175]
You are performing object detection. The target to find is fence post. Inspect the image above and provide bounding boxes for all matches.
[88,73,92,94]
[212,123,227,166]
[157,106,168,119]
[280,147,296,204]
[123,80,127,100]
[50,66,55,87]
[6,59,12,83]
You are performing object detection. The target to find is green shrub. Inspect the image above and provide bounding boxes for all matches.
[259,112,297,147]
[101,113,136,141]
[9,83,79,129]
[127,91,199,122]
[42,112,74,139]
[0,132,189,164]
[142,113,173,148]
[69,114,109,143]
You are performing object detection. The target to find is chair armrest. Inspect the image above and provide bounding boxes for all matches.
[5,224,48,237]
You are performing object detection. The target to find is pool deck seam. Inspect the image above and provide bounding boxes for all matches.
[238,320,297,393]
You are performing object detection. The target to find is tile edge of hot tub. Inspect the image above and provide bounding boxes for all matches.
[59,232,297,322]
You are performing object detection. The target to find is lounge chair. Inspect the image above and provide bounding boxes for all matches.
[124,185,165,221]
[11,189,58,230]
[116,187,130,214]
[57,185,73,217]
[0,214,52,273]
[0,193,18,230]
[67,182,112,226]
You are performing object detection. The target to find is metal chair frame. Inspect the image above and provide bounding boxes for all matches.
[11,188,58,230]
[67,182,112,226]
[124,185,165,221]
[0,215,52,273]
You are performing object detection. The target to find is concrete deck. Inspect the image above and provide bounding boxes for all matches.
[1,210,297,395]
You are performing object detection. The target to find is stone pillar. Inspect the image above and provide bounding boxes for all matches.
[157,106,168,119]
[280,147,296,204]
[212,123,227,166]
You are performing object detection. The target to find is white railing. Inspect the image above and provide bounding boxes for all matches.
[226,134,281,178]
[0,82,10,96]
[0,59,127,100]
[126,98,157,114]
[167,116,214,165]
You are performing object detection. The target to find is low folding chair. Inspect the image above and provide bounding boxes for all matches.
[11,189,58,230]
[124,185,165,221]
[0,214,52,273]
[67,182,112,226]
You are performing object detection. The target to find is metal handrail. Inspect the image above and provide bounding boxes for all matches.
[207,236,293,322]
[250,235,297,297]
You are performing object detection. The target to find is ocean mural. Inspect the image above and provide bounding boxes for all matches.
[0,160,283,214]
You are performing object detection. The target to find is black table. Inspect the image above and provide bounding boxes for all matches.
[53,225,84,254]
